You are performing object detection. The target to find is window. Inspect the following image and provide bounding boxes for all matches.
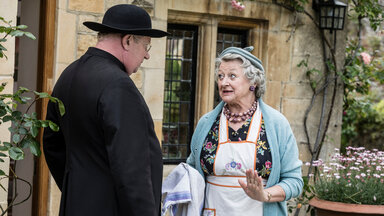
[214,28,248,106]
[162,24,198,163]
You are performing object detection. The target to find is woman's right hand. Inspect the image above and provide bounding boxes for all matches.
[238,169,269,202]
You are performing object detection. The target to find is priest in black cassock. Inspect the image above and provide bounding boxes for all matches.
[43,4,169,216]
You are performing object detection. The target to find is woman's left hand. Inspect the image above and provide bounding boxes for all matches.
[238,169,268,202]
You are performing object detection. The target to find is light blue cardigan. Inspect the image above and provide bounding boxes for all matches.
[186,99,303,216]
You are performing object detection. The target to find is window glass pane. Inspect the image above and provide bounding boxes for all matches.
[182,61,192,80]
[179,145,188,158]
[179,82,191,101]
[214,28,247,106]
[162,24,197,163]
[170,103,179,123]
[163,102,170,120]
[180,103,190,122]
[217,33,223,40]
[183,39,193,59]
[179,124,189,144]
[171,82,181,101]
[184,31,193,37]
[224,34,233,41]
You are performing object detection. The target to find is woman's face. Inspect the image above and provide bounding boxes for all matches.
[217,59,254,106]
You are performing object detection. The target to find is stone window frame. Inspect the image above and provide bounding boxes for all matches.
[168,11,269,126]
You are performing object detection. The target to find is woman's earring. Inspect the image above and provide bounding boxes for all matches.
[249,86,255,91]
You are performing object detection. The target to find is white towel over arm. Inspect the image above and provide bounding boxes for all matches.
[162,163,205,216]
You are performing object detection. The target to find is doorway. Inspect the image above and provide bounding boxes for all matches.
[9,0,55,215]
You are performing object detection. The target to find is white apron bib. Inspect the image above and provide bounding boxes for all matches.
[202,105,264,216]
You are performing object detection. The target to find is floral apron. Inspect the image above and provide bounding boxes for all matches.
[202,105,264,216]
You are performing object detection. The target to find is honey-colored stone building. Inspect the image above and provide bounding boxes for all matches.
[1,0,346,215]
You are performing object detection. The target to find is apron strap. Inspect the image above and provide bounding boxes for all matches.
[219,109,228,143]
[246,105,262,143]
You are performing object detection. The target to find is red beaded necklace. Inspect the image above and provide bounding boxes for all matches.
[223,101,257,123]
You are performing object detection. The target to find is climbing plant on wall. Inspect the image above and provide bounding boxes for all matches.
[230,0,384,214]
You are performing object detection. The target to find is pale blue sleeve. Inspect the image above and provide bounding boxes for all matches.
[276,123,303,200]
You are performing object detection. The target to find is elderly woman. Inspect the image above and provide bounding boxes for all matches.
[187,46,303,216]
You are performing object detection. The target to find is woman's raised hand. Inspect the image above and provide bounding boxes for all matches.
[238,169,268,202]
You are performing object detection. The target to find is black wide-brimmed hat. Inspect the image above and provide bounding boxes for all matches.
[83,4,169,38]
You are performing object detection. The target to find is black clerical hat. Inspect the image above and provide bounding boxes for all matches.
[83,4,169,38]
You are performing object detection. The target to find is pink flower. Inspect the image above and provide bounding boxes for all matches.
[361,52,372,64]
[265,161,272,169]
[205,142,213,149]
[231,0,245,11]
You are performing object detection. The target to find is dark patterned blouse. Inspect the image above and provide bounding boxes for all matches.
[200,112,272,178]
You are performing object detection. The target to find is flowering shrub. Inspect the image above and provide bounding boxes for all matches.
[360,52,372,65]
[309,147,384,205]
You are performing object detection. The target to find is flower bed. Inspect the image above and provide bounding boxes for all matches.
[309,147,384,205]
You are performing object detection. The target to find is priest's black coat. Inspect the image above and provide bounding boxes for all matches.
[43,47,163,216]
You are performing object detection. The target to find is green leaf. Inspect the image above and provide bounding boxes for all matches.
[0,43,7,50]
[3,142,11,148]
[24,32,36,40]
[24,121,32,127]
[31,112,37,119]
[33,91,49,98]
[18,127,28,135]
[29,140,41,157]
[49,121,59,132]
[0,145,8,151]
[20,96,31,103]
[12,133,20,143]
[13,95,22,104]
[17,24,27,29]
[41,121,49,127]
[49,97,65,116]
[34,120,41,127]
[0,83,7,92]
[58,100,65,116]
[11,111,22,119]
[9,147,24,160]
[8,126,17,133]
[0,158,4,163]
[0,152,7,157]
[0,170,5,176]
[18,86,30,92]
[0,51,6,59]
[20,138,31,148]
[0,108,7,117]
[9,30,24,37]
[2,115,13,122]
[31,125,39,138]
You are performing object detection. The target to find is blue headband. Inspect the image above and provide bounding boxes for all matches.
[219,46,264,72]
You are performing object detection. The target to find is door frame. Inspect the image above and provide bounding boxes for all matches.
[32,0,56,215]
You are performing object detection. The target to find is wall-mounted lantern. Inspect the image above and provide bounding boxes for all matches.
[313,0,347,31]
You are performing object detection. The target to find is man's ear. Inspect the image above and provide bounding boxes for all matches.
[121,34,131,50]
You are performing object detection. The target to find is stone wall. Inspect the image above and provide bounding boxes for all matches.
[1,0,346,214]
